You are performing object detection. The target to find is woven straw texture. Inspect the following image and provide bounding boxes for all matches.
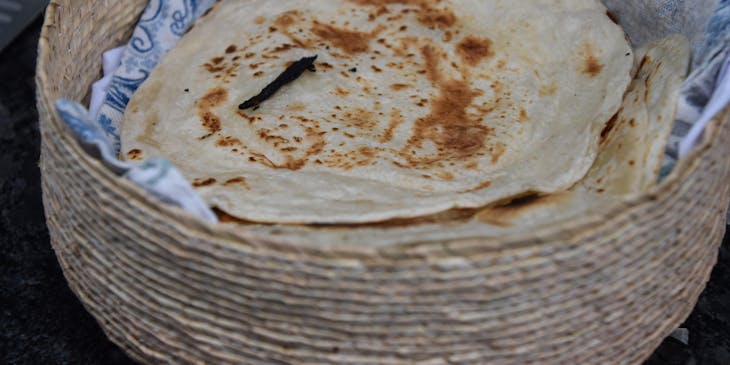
[36,1,730,364]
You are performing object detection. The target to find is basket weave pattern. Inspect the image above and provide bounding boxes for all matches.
[36,1,730,364]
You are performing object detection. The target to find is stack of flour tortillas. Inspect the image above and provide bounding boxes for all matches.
[120,0,690,242]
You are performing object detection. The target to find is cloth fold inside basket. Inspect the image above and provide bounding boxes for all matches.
[54,99,218,221]
[55,0,218,221]
[55,0,730,222]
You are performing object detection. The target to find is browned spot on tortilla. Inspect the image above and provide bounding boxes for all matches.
[599,110,622,145]
[254,16,266,25]
[334,87,351,97]
[273,11,311,48]
[475,192,567,227]
[323,145,381,170]
[464,180,492,193]
[272,43,295,53]
[193,178,217,187]
[644,63,661,102]
[420,45,443,82]
[380,108,404,143]
[236,110,262,124]
[638,54,652,72]
[275,11,297,27]
[371,65,383,73]
[200,112,222,135]
[629,118,636,127]
[390,83,411,91]
[249,118,328,171]
[367,5,390,20]
[257,128,291,148]
[435,171,454,181]
[393,36,419,57]
[199,87,228,108]
[213,208,255,224]
[584,55,604,77]
[223,177,251,189]
[248,152,277,168]
[418,6,456,29]
[400,44,491,167]
[357,146,377,166]
[347,0,456,29]
[283,137,326,170]
[197,87,228,136]
[203,63,226,73]
[442,31,453,43]
[204,50,240,82]
[628,160,636,166]
[519,108,528,122]
[490,142,506,164]
[605,10,620,25]
[581,43,604,77]
[456,36,494,66]
[137,109,161,148]
[216,136,242,147]
[311,21,383,54]
[288,103,306,112]
[126,149,143,161]
[539,81,557,97]
[345,108,377,130]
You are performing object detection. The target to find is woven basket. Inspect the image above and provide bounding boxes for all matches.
[36,1,730,364]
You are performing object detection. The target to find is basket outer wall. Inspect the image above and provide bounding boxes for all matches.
[36,1,730,364]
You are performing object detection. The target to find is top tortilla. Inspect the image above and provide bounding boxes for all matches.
[121,0,633,224]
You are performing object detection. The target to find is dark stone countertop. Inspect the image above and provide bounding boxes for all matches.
[1,18,728,365]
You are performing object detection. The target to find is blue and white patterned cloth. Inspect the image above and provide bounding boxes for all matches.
[55,0,730,222]
[95,0,218,153]
[653,0,730,175]
[55,0,218,222]
[55,99,218,221]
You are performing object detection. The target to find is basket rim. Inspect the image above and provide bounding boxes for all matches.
[34,0,730,256]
